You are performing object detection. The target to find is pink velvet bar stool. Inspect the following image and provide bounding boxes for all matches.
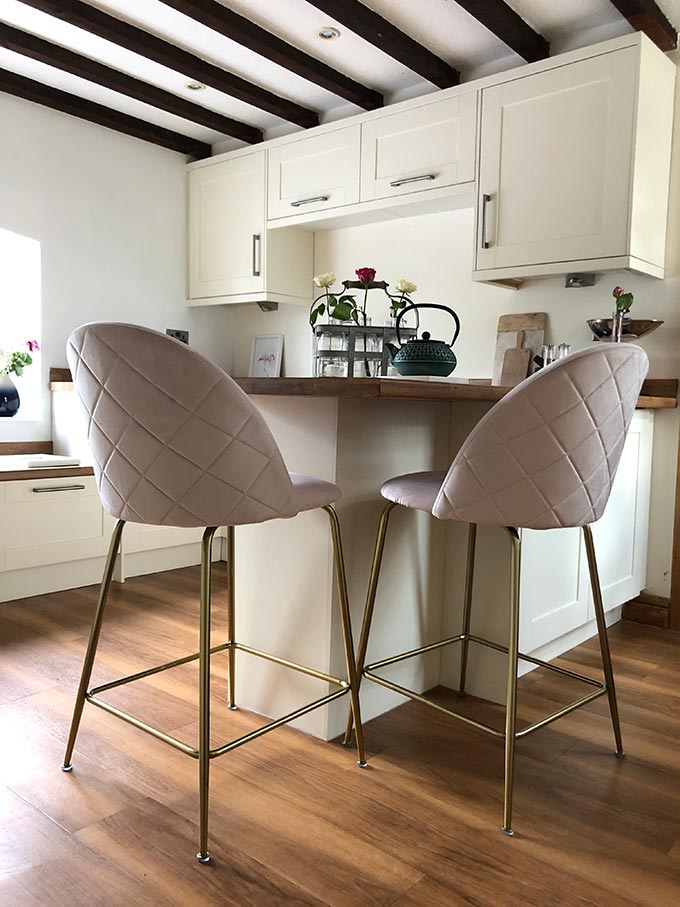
[61,322,365,863]
[345,343,648,836]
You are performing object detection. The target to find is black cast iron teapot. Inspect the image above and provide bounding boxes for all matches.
[386,304,461,377]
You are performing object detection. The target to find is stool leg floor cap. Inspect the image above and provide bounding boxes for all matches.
[501,827,515,837]
[196,853,211,864]
[61,764,73,772]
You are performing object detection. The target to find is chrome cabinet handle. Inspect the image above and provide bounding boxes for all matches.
[389,174,436,188]
[290,195,329,207]
[481,193,492,249]
[252,233,261,277]
[32,484,86,493]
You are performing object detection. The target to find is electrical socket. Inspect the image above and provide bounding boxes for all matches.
[166,328,189,344]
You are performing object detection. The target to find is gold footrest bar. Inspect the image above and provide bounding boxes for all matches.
[90,642,231,697]
[364,631,608,741]
[363,670,503,737]
[233,642,348,688]
[85,693,199,757]
[210,688,348,758]
[86,686,349,760]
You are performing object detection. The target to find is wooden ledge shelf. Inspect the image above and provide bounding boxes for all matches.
[234,377,678,409]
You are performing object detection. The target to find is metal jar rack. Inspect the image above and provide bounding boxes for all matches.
[313,323,417,378]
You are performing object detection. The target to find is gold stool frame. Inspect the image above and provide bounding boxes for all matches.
[62,506,365,863]
[345,502,624,836]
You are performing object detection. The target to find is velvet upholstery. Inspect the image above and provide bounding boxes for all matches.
[382,345,648,530]
[67,323,340,528]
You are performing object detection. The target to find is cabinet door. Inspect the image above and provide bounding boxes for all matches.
[588,411,653,613]
[361,93,477,201]
[268,125,360,220]
[1,477,113,571]
[476,48,637,271]
[520,527,589,652]
[188,152,265,299]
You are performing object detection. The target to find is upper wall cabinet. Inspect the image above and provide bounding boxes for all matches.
[268,125,361,221]
[474,39,675,283]
[360,93,477,202]
[188,150,312,306]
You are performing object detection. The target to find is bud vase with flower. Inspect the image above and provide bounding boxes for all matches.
[0,339,40,417]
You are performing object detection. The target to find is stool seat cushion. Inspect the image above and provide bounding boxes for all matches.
[381,471,446,512]
[290,473,341,512]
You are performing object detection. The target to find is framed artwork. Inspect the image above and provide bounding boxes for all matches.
[249,334,284,378]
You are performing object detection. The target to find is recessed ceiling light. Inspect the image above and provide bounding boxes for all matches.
[318,26,340,40]
[186,81,206,91]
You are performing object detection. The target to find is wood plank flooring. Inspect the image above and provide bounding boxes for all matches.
[1,564,679,906]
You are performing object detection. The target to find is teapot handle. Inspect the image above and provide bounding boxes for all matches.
[396,303,461,348]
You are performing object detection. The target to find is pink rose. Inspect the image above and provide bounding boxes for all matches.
[612,286,624,297]
[26,339,40,352]
[355,267,376,285]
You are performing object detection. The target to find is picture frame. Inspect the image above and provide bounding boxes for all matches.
[249,334,284,378]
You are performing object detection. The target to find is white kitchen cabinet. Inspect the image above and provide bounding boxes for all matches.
[360,93,477,202]
[267,124,361,221]
[187,150,312,306]
[520,411,653,652]
[474,39,675,282]
[0,476,113,572]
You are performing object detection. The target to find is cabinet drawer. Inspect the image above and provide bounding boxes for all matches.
[267,125,361,220]
[2,477,112,570]
[361,93,477,202]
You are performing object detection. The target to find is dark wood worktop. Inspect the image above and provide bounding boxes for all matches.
[234,377,678,409]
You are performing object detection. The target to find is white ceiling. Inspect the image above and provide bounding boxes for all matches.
[1,0,679,153]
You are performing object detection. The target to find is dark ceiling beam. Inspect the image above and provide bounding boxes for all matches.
[454,1,549,62]
[159,0,383,111]
[305,0,459,89]
[19,0,318,127]
[0,67,211,156]
[0,22,261,143]
[609,0,677,51]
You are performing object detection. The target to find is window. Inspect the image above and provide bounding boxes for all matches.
[0,227,41,422]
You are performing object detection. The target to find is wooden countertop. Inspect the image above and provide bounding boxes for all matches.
[234,377,679,409]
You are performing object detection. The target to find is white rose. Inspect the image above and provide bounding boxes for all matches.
[313,272,336,288]
[395,278,417,294]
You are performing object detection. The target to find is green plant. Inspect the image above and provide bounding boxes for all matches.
[613,285,634,314]
[309,273,358,326]
[0,340,39,377]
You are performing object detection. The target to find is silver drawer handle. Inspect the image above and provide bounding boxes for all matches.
[481,193,492,249]
[389,174,436,188]
[32,484,86,494]
[290,195,329,207]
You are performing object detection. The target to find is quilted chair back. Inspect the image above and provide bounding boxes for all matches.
[67,323,296,528]
[433,344,648,530]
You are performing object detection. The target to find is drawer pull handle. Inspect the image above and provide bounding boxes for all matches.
[290,195,329,207]
[389,174,436,188]
[481,193,492,249]
[251,233,261,277]
[32,484,86,494]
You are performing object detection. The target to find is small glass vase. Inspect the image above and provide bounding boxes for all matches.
[0,374,19,417]
[612,309,625,342]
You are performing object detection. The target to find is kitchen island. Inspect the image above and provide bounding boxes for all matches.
[228,377,674,740]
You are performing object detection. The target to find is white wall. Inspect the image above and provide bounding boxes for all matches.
[0,93,233,442]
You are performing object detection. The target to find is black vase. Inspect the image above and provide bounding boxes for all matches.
[0,374,20,417]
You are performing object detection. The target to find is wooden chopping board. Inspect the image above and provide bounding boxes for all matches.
[500,330,531,386]
[492,312,547,385]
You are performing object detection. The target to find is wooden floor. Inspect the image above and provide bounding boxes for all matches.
[1,564,679,907]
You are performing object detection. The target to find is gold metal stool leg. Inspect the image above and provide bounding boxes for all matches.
[226,525,237,711]
[458,523,478,695]
[62,519,125,772]
[502,527,521,836]
[582,524,625,757]
[197,526,218,864]
[324,505,367,767]
[343,501,396,748]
